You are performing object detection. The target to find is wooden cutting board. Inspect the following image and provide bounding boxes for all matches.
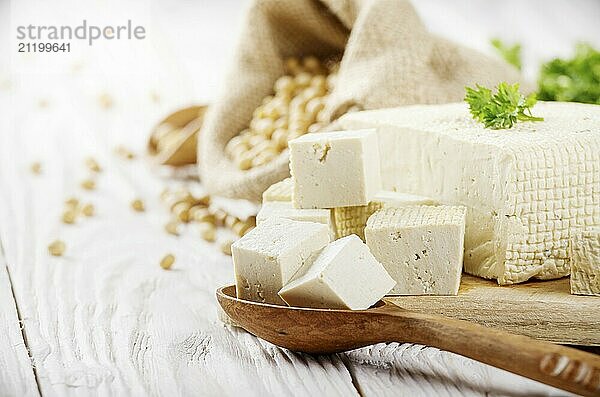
[386,275,600,346]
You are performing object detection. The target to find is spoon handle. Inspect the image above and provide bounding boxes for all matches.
[378,304,600,396]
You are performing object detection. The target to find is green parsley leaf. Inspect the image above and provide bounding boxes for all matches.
[491,38,522,71]
[465,84,492,122]
[465,82,544,129]
[538,43,600,104]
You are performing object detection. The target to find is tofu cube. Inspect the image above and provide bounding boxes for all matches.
[232,218,330,305]
[278,235,395,310]
[289,129,382,209]
[569,227,600,296]
[262,177,293,202]
[256,201,334,237]
[365,206,466,295]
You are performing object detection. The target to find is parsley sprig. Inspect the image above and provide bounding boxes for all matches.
[465,82,543,129]
[491,38,522,71]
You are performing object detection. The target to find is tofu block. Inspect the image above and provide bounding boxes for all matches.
[289,129,382,209]
[333,191,437,240]
[569,227,600,296]
[340,102,600,284]
[262,177,293,202]
[365,206,466,295]
[232,218,330,305]
[278,235,395,310]
[256,201,334,237]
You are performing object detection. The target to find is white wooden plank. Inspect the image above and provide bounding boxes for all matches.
[341,344,572,397]
[0,251,39,397]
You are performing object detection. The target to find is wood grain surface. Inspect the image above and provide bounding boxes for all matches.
[387,275,600,346]
[0,250,40,397]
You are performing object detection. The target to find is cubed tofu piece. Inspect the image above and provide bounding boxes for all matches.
[365,206,466,295]
[256,201,334,237]
[289,129,382,209]
[340,102,600,284]
[262,177,293,202]
[232,218,330,305]
[569,227,600,296]
[333,191,437,240]
[278,235,395,310]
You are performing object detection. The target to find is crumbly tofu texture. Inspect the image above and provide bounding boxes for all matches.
[262,177,293,202]
[278,235,395,310]
[340,102,600,285]
[289,129,382,209]
[365,206,466,295]
[569,227,600,296]
[333,191,437,240]
[232,218,330,305]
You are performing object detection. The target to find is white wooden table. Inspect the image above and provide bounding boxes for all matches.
[1,1,598,395]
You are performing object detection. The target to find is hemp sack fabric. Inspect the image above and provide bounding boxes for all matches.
[200,0,525,202]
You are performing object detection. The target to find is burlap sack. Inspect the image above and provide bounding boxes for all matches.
[200,0,526,202]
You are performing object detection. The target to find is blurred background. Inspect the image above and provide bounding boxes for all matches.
[2,0,600,114]
[1,0,597,185]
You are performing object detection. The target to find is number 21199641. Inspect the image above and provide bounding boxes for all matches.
[18,42,71,53]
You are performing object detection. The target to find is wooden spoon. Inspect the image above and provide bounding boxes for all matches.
[216,285,600,397]
[148,105,207,166]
